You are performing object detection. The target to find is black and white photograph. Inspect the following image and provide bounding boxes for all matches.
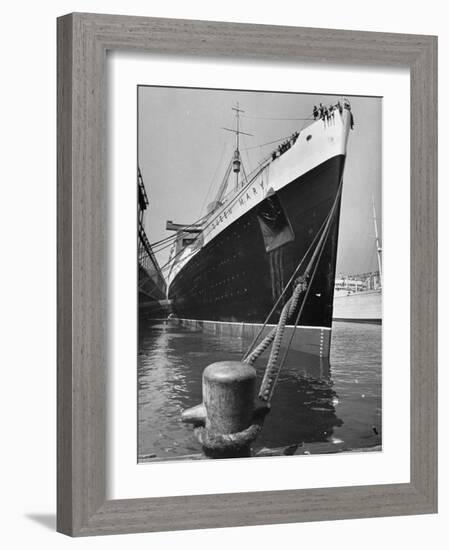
[137,86,382,462]
[1,0,442,544]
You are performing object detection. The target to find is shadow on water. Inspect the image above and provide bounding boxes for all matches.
[138,319,382,460]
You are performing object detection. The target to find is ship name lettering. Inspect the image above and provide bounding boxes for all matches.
[239,198,245,206]
[252,187,257,196]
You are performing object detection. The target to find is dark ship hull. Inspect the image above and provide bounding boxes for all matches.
[169,155,344,330]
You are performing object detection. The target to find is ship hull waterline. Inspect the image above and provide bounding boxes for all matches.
[168,154,345,358]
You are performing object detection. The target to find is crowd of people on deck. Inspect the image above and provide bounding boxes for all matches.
[271,131,300,161]
[313,102,339,124]
[312,100,354,129]
[270,100,354,163]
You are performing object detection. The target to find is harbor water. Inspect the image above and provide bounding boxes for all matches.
[138,320,382,461]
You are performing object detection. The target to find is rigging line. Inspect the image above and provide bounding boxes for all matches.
[152,231,203,255]
[274,184,343,373]
[260,181,343,402]
[150,156,254,250]
[242,178,344,361]
[242,134,292,151]
[197,142,229,218]
[159,246,188,273]
[151,237,182,255]
[149,217,206,250]
[148,211,211,249]
[145,121,306,249]
[269,212,333,403]
[240,134,253,175]
[242,114,314,122]
[150,225,199,249]
[241,206,335,361]
[152,166,244,255]
[146,132,278,255]
[175,159,269,248]
[154,155,272,260]
[245,154,272,179]
[367,246,376,273]
[299,116,315,132]
[213,159,234,205]
[157,159,238,252]
[149,148,250,250]
[200,161,269,234]
[160,161,271,271]
[241,162,249,186]
[150,235,180,250]
[159,242,200,273]
[245,144,276,174]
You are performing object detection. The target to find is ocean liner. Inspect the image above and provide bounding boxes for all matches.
[165,100,353,357]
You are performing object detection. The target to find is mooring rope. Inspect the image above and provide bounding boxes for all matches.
[241,209,333,362]
[260,216,335,403]
[194,421,263,457]
[245,179,343,404]
[243,277,306,366]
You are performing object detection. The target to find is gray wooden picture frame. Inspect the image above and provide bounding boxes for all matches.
[57,12,438,537]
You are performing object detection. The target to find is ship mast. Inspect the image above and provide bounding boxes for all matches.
[372,196,382,281]
[222,102,253,191]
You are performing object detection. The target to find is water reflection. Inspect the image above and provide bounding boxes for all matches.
[260,354,342,449]
[138,320,382,460]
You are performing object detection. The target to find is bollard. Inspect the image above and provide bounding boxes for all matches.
[202,361,257,458]
[181,361,259,458]
[180,361,271,459]
[180,403,206,426]
[204,361,256,430]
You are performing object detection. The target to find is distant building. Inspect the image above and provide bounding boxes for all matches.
[335,271,381,293]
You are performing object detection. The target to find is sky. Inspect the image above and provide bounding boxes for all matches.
[138,86,382,276]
